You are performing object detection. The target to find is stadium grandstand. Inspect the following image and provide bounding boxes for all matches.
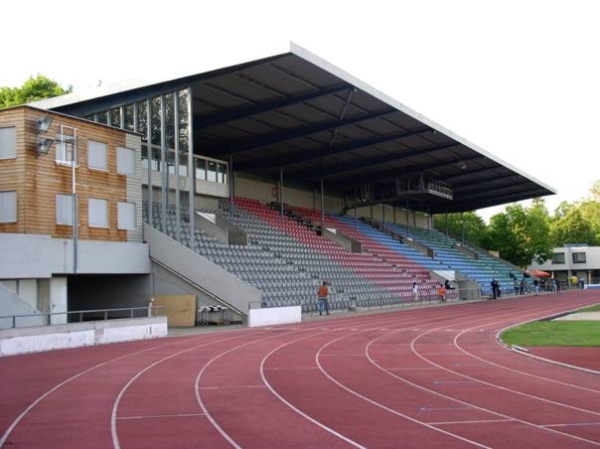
[1,43,555,333]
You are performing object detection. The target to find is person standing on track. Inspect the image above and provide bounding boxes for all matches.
[412,281,419,302]
[437,284,447,303]
[317,281,330,316]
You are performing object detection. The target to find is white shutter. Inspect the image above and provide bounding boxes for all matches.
[88,198,108,227]
[0,127,16,160]
[56,194,73,225]
[117,202,136,230]
[88,140,107,170]
[117,147,135,175]
[0,191,17,223]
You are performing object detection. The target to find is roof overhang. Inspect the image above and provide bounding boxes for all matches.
[35,42,556,215]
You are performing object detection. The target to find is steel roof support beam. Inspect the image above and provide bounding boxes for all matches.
[204,107,396,157]
[193,83,351,130]
[237,125,432,170]
[295,141,461,181]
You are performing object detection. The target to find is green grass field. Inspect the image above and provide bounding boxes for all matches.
[500,304,600,347]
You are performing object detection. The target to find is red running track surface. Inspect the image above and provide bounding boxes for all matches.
[1,290,600,448]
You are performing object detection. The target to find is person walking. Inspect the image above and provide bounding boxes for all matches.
[317,281,330,316]
[412,281,419,302]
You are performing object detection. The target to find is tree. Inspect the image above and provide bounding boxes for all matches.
[433,211,487,246]
[483,202,553,267]
[551,207,597,246]
[0,75,70,109]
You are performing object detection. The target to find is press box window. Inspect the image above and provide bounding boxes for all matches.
[551,252,565,264]
[572,252,586,264]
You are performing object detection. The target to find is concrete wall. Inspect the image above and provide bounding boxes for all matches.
[0,317,167,356]
[0,233,150,278]
[145,224,261,316]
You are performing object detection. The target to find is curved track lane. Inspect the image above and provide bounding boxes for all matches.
[1,291,599,448]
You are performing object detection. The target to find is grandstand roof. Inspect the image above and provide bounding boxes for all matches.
[34,43,555,215]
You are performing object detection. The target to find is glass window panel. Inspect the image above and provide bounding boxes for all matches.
[207,161,217,182]
[217,162,228,184]
[111,107,121,128]
[572,252,586,264]
[55,134,76,165]
[124,104,134,131]
[150,96,161,146]
[165,93,175,150]
[88,198,108,227]
[178,90,190,153]
[137,101,148,141]
[552,252,565,264]
[141,144,149,170]
[195,158,206,180]
[0,127,17,159]
[96,111,108,124]
[0,190,17,223]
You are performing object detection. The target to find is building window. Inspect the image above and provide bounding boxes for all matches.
[572,252,586,264]
[0,190,17,223]
[56,137,76,165]
[117,147,135,175]
[0,127,17,159]
[552,252,565,264]
[117,202,136,230]
[88,198,108,228]
[88,140,107,171]
[56,194,73,225]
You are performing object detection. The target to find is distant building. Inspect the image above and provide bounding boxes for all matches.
[528,244,600,285]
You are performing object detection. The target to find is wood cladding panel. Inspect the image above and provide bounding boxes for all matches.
[1,107,142,242]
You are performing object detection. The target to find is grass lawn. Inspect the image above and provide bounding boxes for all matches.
[501,304,600,347]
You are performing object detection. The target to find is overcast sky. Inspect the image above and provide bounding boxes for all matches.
[3,0,598,221]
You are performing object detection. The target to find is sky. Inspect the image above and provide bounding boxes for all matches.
[3,0,599,221]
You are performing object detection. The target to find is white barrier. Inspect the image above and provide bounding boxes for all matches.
[0,317,168,357]
[248,306,302,328]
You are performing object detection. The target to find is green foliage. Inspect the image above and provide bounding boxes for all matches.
[501,321,600,347]
[483,201,552,267]
[433,211,487,246]
[551,207,598,246]
[0,75,70,109]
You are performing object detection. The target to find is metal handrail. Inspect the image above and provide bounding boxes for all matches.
[0,306,166,330]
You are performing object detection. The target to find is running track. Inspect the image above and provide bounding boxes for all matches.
[1,291,599,448]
